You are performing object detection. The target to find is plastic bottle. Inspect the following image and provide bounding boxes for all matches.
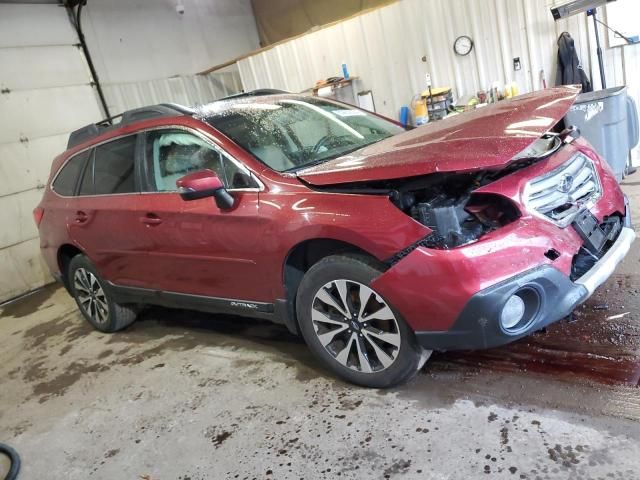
[399,106,410,126]
[412,95,428,126]
[341,63,350,80]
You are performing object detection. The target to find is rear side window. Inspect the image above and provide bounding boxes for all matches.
[93,135,137,195]
[52,150,90,196]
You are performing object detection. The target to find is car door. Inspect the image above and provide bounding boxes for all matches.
[68,134,152,287]
[136,127,268,301]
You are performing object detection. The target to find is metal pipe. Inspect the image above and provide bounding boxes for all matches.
[66,1,112,121]
[591,9,607,89]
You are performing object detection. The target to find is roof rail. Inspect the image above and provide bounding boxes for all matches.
[67,103,193,150]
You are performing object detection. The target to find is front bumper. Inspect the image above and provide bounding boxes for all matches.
[575,226,635,296]
[414,224,636,351]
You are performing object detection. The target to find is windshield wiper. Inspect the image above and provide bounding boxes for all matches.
[284,157,328,173]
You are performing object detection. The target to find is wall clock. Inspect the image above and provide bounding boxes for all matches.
[454,35,474,56]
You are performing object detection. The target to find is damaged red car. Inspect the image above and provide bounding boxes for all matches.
[36,86,635,387]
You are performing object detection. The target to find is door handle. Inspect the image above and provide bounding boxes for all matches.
[140,213,163,226]
[75,210,88,223]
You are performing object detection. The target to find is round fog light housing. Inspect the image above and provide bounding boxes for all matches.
[499,287,541,334]
[500,294,526,330]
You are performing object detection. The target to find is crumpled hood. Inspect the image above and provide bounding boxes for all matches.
[297,86,581,186]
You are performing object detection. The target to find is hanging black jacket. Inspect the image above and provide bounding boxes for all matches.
[556,32,593,93]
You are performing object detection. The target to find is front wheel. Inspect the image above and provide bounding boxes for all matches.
[296,254,428,388]
[67,255,137,333]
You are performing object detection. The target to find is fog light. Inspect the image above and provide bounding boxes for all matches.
[500,294,526,330]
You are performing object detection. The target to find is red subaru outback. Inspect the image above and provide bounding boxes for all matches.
[36,86,634,387]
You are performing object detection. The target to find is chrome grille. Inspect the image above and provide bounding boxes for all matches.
[524,153,601,227]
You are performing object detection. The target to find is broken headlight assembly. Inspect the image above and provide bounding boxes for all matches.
[391,172,521,250]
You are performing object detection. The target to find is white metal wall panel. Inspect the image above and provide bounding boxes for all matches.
[0,4,76,48]
[80,0,259,84]
[0,4,103,302]
[236,0,638,130]
[0,46,89,91]
[0,134,67,198]
[102,69,243,114]
[0,86,102,145]
[0,188,43,250]
[0,239,51,303]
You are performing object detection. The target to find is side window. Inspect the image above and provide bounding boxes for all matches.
[145,130,257,192]
[52,150,90,196]
[93,135,137,195]
[224,158,256,189]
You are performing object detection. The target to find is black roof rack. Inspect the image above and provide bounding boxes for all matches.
[67,103,194,150]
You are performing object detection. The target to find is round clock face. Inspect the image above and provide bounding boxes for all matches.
[454,35,474,56]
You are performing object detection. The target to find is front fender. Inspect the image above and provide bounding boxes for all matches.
[258,190,430,298]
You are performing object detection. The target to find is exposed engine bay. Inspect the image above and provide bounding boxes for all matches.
[393,134,567,248]
[392,172,522,249]
[311,165,530,251]
[377,177,512,250]
[306,134,566,252]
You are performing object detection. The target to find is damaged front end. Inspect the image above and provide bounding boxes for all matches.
[307,133,568,260]
[394,133,567,250]
[391,172,522,250]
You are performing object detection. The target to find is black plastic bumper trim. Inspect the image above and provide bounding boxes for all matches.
[415,265,589,351]
[106,281,276,320]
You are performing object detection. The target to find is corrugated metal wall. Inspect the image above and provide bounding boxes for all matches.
[237,0,639,165]
[0,4,103,303]
[102,67,243,115]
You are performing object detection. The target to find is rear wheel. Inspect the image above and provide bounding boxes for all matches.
[67,255,137,332]
[296,254,428,388]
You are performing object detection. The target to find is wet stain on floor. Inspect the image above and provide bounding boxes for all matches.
[0,284,57,318]
[8,300,323,404]
[5,271,640,411]
[430,274,640,388]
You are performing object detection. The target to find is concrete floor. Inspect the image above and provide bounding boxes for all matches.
[2,184,640,480]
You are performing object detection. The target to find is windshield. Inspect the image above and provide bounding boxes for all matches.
[205,97,405,172]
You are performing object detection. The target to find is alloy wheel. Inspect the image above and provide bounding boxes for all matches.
[73,267,109,324]
[311,279,402,373]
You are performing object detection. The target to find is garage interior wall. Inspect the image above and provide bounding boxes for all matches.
[81,0,258,113]
[237,0,640,164]
[0,4,104,303]
[0,0,259,303]
[102,66,244,115]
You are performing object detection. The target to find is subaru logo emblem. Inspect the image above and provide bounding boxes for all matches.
[558,174,574,194]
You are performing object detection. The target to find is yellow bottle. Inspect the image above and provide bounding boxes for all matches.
[412,95,428,126]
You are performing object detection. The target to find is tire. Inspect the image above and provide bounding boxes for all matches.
[67,255,137,333]
[296,254,427,388]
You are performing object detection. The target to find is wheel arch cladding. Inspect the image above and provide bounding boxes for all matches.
[57,244,85,292]
[280,238,386,335]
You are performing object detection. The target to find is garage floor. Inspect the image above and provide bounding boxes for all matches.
[2,184,640,480]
